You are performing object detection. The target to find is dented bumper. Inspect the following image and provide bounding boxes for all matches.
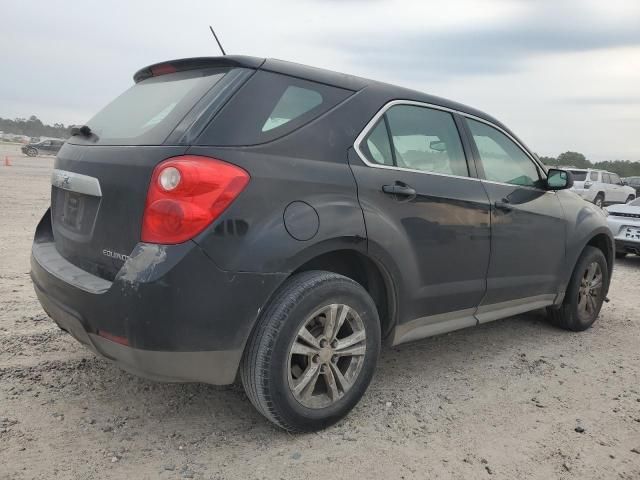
[30,213,286,384]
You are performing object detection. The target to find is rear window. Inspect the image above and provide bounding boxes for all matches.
[70,68,235,146]
[199,70,353,146]
[570,170,587,181]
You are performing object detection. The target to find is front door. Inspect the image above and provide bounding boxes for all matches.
[463,118,567,322]
[349,103,491,343]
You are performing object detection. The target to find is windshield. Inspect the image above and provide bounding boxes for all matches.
[72,68,233,146]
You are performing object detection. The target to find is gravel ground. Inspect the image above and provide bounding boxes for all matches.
[1,144,639,480]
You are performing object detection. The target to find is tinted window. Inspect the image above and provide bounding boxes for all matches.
[363,119,393,166]
[468,119,541,187]
[610,173,621,185]
[71,68,233,146]
[570,170,587,181]
[590,171,599,181]
[202,71,352,146]
[602,173,611,183]
[381,105,468,176]
[262,86,322,132]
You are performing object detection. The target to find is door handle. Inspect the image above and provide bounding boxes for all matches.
[382,184,416,197]
[494,198,513,211]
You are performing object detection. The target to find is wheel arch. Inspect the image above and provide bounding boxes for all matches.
[290,249,398,340]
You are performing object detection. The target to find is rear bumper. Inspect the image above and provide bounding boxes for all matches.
[31,212,286,385]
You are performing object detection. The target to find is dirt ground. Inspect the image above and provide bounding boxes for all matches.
[0,143,639,480]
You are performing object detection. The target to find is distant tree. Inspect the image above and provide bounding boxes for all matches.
[593,160,640,178]
[538,155,558,167]
[0,116,72,139]
[556,151,592,168]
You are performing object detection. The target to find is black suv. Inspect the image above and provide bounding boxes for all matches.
[31,56,614,432]
[22,139,65,157]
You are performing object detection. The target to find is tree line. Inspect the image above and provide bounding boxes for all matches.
[0,116,72,139]
[539,151,640,178]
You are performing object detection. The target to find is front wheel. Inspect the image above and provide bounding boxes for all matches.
[547,246,608,331]
[241,271,380,432]
[26,147,37,157]
[626,195,635,204]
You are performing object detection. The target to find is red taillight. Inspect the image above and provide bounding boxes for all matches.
[141,156,250,244]
[97,330,129,346]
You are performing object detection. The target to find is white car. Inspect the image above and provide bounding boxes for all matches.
[568,168,636,208]
[606,198,640,258]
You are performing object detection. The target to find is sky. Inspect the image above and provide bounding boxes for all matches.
[2,0,640,161]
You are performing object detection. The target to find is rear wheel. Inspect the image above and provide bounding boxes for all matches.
[26,147,37,157]
[241,271,380,432]
[593,194,604,208]
[547,246,608,331]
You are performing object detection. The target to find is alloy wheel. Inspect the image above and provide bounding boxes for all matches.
[577,261,603,322]
[287,303,366,409]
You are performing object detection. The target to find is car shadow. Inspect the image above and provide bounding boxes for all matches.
[44,307,569,439]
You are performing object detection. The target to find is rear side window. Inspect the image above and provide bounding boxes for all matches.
[199,71,352,146]
[360,104,469,177]
[70,68,235,146]
[590,171,599,181]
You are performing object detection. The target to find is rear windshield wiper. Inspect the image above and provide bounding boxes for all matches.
[70,125,97,139]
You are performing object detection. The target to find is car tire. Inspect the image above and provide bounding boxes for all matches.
[626,195,635,204]
[547,246,608,332]
[240,270,381,432]
[26,147,37,157]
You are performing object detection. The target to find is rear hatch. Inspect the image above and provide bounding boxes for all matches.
[51,62,252,280]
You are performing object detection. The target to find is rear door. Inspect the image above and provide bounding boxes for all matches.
[349,102,491,339]
[463,117,566,320]
[609,173,625,202]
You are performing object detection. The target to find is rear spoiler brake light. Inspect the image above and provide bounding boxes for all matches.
[133,56,265,83]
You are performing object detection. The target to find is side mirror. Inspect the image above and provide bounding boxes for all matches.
[546,169,573,190]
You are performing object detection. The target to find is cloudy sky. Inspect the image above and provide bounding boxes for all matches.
[2,0,640,160]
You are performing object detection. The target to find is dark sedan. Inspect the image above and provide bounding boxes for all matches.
[22,139,64,157]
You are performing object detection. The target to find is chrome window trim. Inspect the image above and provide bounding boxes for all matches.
[353,99,549,187]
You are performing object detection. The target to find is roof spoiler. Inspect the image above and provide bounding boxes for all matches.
[133,56,265,83]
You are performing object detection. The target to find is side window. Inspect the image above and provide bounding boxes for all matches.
[602,173,611,184]
[262,86,322,132]
[590,171,599,181]
[383,105,468,176]
[467,119,541,187]
[610,173,621,185]
[202,70,352,146]
[363,119,393,166]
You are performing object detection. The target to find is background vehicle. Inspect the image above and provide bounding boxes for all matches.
[624,176,640,196]
[21,138,64,156]
[31,56,614,431]
[606,198,640,257]
[569,168,635,207]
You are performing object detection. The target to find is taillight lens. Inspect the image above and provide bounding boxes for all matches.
[141,156,249,244]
